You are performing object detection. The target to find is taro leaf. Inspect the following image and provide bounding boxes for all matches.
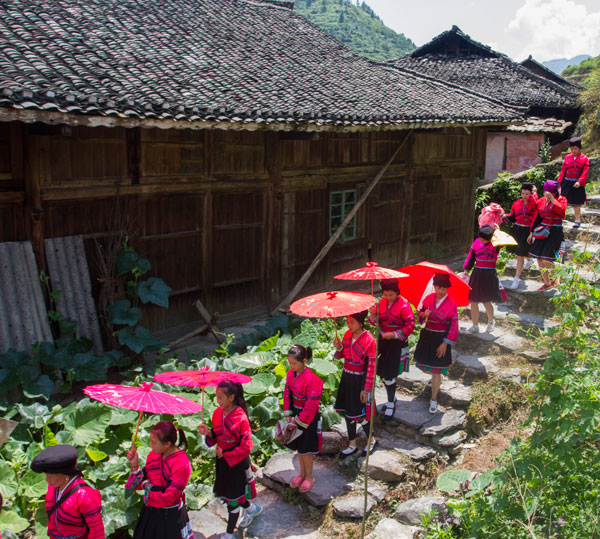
[17,402,52,428]
[244,373,276,395]
[0,510,29,534]
[37,343,71,370]
[274,361,287,379]
[115,249,140,276]
[294,319,318,349]
[106,300,142,327]
[86,447,108,463]
[58,317,78,336]
[23,374,54,400]
[44,425,59,447]
[184,483,213,511]
[321,405,341,431]
[310,358,337,376]
[63,406,111,446]
[466,471,493,497]
[0,350,29,392]
[255,333,279,352]
[0,462,17,499]
[102,488,141,537]
[33,505,49,539]
[250,396,280,423]
[18,470,47,499]
[118,327,167,354]
[108,407,139,426]
[136,257,152,275]
[436,469,472,493]
[265,313,290,334]
[137,277,172,308]
[104,349,131,368]
[231,351,274,370]
[71,353,108,382]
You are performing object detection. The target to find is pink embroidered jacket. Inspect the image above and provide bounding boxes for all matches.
[205,406,253,468]
[334,330,376,392]
[505,193,539,227]
[464,238,500,271]
[369,296,414,341]
[125,450,191,509]
[45,477,105,539]
[558,152,589,186]
[531,196,567,228]
[283,367,323,428]
[418,293,459,346]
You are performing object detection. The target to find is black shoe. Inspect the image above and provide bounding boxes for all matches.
[361,438,377,457]
[339,446,358,460]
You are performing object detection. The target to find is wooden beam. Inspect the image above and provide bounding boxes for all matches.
[265,132,283,305]
[401,133,415,265]
[271,132,412,315]
[126,127,141,185]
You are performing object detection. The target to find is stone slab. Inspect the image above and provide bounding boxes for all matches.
[263,452,348,506]
[377,432,438,461]
[359,449,409,482]
[419,409,466,437]
[366,518,418,539]
[397,367,430,390]
[455,354,500,376]
[189,506,230,539]
[394,496,445,526]
[392,395,433,430]
[333,495,376,518]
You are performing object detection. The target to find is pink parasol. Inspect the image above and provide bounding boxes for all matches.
[290,290,376,337]
[154,368,252,421]
[84,382,202,448]
[398,261,471,308]
[334,261,409,295]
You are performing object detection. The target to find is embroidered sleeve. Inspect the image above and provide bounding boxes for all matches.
[205,428,217,448]
[79,488,105,539]
[146,458,191,508]
[296,375,323,428]
[552,196,567,215]
[463,244,476,271]
[579,156,589,185]
[394,301,415,341]
[557,157,568,183]
[222,415,253,468]
[443,304,459,345]
[363,337,376,393]
[283,374,292,417]
[125,469,145,491]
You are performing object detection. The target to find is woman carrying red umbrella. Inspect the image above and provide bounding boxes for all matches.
[198,381,261,538]
[368,278,415,421]
[126,422,193,539]
[413,273,459,414]
[333,311,377,459]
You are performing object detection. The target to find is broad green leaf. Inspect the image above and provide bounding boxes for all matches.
[18,470,47,499]
[108,407,139,426]
[256,333,279,352]
[118,327,167,354]
[58,317,78,336]
[106,300,142,327]
[243,379,267,395]
[294,319,319,348]
[71,353,108,382]
[137,277,172,308]
[86,447,108,463]
[436,468,472,493]
[310,358,337,376]
[17,402,52,428]
[0,462,16,499]
[23,374,54,400]
[136,257,152,274]
[274,361,287,379]
[468,471,493,493]
[104,349,131,368]
[33,505,49,539]
[63,407,111,445]
[115,249,140,276]
[231,352,274,370]
[0,510,29,534]
[44,425,59,447]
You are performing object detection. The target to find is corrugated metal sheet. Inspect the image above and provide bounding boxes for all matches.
[0,241,52,354]
[45,236,103,354]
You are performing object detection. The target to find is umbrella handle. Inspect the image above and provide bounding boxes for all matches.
[132,410,143,451]
[202,387,205,424]
[334,317,338,339]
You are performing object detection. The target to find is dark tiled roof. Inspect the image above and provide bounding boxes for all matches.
[520,56,582,94]
[390,27,579,110]
[0,0,523,129]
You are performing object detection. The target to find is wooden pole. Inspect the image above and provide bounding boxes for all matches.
[132,410,143,450]
[202,386,205,424]
[271,133,411,316]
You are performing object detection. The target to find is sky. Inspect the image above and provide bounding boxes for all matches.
[363,0,600,62]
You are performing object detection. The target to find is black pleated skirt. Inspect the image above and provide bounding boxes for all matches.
[376,338,409,379]
[529,226,564,261]
[414,328,453,372]
[214,455,256,506]
[285,409,322,455]
[133,504,193,539]
[507,224,532,257]
[561,180,586,207]
[468,268,502,303]
[335,371,366,421]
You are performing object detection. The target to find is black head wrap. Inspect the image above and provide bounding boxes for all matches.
[569,137,582,148]
[432,272,452,288]
[348,310,368,326]
[521,182,534,192]
[31,444,82,476]
[380,278,400,293]
[479,225,494,241]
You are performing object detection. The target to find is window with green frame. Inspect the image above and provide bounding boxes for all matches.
[329,189,357,241]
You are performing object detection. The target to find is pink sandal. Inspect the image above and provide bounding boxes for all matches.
[289,475,304,489]
[299,478,315,493]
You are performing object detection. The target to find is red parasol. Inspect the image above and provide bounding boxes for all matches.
[398,261,471,308]
[84,382,202,448]
[290,290,376,337]
[334,261,408,295]
[154,368,252,421]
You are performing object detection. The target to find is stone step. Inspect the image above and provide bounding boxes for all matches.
[565,239,600,255]
[457,319,528,354]
[500,277,557,316]
[501,259,541,278]
[189,485,320,538]
[566,207,600,226]
[461,302,559,332]
[586,194,600,209]
[396,368,473,408]
[563,221,600,242]
[453,354,523,383]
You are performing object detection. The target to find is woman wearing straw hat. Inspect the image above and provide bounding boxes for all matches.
[31,444,105,539]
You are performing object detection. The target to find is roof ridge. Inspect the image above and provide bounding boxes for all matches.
[411,25,500,58]
[240,0,294,8]
[520,55,583,91]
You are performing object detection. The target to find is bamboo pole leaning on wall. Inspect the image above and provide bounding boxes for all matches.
[271,132,412,316]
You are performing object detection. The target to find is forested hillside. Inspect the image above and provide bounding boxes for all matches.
[563,54,600,84]
[295,0,416,62]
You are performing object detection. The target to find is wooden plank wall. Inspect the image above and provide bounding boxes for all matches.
[0,121,486,332]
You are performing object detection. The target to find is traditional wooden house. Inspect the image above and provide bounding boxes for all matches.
[0,0,523,336]
[389,26,582,180]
